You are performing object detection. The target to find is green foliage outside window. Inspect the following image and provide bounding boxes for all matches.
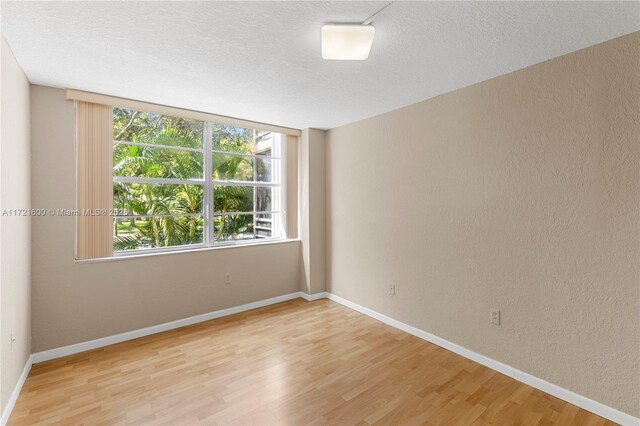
[113,108,264,252]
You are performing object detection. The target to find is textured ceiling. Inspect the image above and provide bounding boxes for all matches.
[1,1,638,129]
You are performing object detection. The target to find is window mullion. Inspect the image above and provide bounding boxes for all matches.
[210,180,279,187]
[115,213,198,219]
[210,149,279,160]
[113,176,204,185]
[114,140,203,153]
[204,122,213,247]
[253,130,258,239]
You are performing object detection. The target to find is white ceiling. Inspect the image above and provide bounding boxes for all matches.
[2,1,638,130]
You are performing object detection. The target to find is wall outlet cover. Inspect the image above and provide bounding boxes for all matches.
[490,308,501,325]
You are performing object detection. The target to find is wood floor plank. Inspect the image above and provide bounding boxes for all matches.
[9,299,617,425]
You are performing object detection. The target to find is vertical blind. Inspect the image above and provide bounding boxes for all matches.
[76,101,114,259]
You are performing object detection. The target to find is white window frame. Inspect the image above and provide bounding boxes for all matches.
[113,117,284,256]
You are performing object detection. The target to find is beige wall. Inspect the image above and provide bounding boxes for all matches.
[0,37,31,411]
[300,128,326,295]
[326,32,640,416]
[30,85,301,352]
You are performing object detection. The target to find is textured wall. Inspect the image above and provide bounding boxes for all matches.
[30,86,301,352]
[0,37,31,410]
[326,32,639,416]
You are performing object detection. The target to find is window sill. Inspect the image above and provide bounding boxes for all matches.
[75,238,301,264]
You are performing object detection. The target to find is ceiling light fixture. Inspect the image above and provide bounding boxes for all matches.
[321,2,393,61]
[321,25,375,60]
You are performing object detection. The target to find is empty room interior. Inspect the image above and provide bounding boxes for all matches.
[0,1,639,425]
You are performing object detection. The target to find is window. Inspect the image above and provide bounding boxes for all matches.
[112,107,283,254]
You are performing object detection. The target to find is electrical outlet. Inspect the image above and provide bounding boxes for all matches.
[224,273,232,285]
[389,284,396,296]
[490,308,501,325]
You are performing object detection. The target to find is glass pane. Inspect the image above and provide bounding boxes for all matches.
[211,124,254,154]
[114,215,204,251]
[254,131,274,156]
[212,153,253,181]
[255,157,278,183]
[255,213,275,238]
[255,186,273,212]
[113,107,203,148]
[114,183,203,216]
[114,143,204,179]
[212,213,279,242]
[213,185,253,213]
[213,214,256,242]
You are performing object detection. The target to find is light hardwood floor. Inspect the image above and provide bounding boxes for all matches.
[10,299,615,425]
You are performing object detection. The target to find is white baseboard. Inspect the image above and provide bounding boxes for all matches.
[325,293,639,426]
[299,291,329,301]
[32,292,303,364]
[1,355,33,426]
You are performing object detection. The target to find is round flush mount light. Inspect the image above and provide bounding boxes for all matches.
[321,25,376,60]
